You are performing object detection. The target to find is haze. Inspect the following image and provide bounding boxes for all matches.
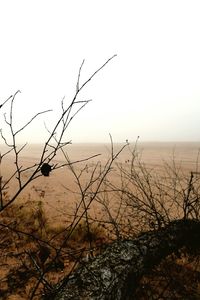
[0,0,200,144]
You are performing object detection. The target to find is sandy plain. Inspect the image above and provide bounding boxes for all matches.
[1,141,200,223]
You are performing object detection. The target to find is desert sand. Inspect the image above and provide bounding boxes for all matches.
[1,142,200,223]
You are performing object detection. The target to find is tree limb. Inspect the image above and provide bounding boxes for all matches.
[52,219,200,300]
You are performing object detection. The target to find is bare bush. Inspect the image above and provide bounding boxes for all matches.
[0,56,120,299]
[1,55,200,300]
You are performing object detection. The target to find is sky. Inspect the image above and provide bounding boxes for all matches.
[0,0,200,144]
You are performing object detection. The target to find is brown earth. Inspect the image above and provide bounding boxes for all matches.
[0,142,200,299]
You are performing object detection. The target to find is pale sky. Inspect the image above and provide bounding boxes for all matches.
[0,0,200,144]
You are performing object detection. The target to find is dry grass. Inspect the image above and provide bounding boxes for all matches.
[0,199,108,299]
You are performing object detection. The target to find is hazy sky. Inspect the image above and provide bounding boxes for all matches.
[0,0,200,144]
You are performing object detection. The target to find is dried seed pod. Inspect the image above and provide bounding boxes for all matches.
[41,163,52,176]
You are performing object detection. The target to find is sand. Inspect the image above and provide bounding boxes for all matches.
[0,142,200,223]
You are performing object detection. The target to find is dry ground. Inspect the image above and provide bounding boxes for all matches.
[1,142,200,299]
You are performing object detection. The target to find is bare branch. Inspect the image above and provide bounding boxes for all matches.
[15,109,52,135]
[0,94,13,109]
[76,59,85,92]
